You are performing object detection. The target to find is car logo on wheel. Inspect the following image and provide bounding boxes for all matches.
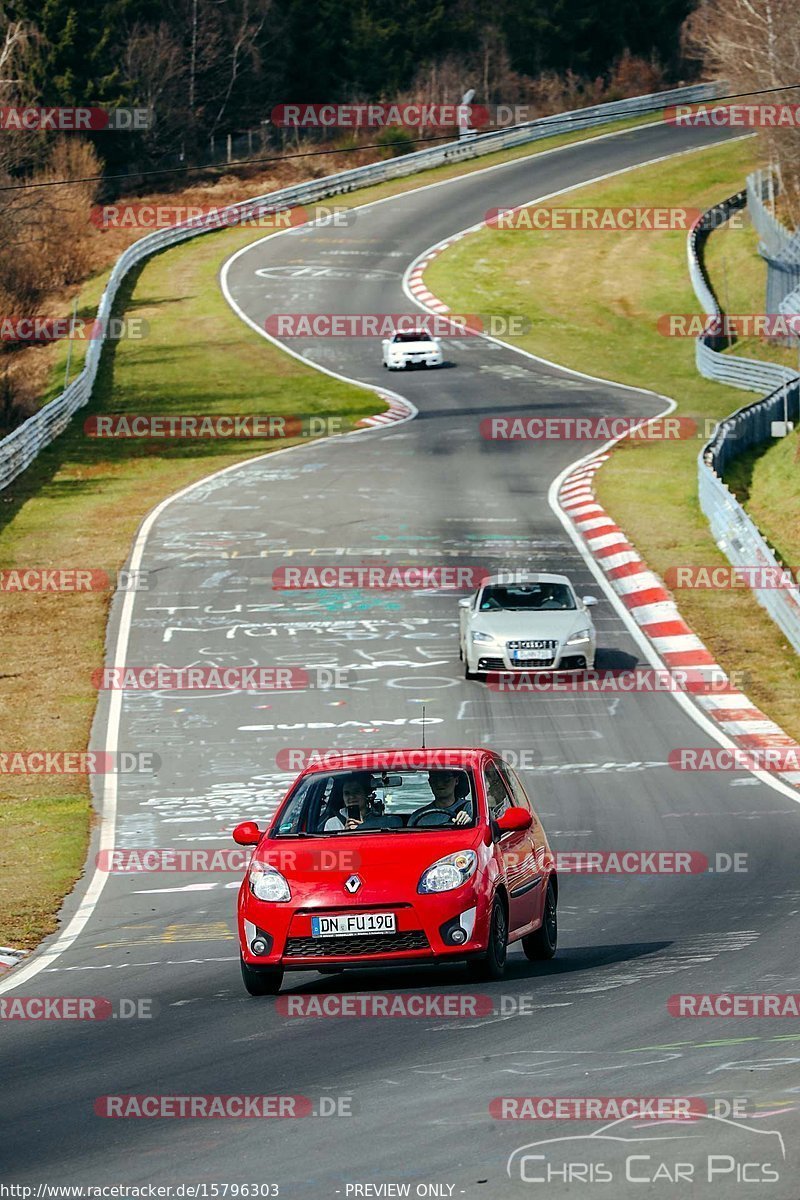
[344,874,362,894]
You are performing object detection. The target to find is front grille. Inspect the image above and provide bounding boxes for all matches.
[284,930,430,958]
[510,656,556,668]
[478,656,505,670]
[506,639,558,650]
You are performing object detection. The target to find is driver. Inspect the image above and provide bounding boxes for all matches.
[409,769,472,827]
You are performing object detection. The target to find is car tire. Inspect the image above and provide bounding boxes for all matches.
[464,659,480,681]
[521,879,557,960]
[240,955,284,996]
[466,897,508,981]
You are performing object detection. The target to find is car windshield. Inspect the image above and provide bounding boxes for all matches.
[271,767,477,835]
[479,582,576,611]
[393,331,431,343]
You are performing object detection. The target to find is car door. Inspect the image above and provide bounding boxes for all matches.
[484,760,533,936]
[495,761,547,931]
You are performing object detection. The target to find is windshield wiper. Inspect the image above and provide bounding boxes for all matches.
[272,830,329,839]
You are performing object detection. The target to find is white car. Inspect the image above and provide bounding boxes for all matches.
[382,329,443,370]
[459,572,598,679]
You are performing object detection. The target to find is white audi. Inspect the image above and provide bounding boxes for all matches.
[459,573,599,679]
[382,329,443,370]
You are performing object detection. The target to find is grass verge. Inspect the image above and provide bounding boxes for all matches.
[426,136,800,742]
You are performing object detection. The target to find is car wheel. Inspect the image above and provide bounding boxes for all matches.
[522,879,557,960]
[464,660,484,681]
[240,954,284,995]
[467,897,508,981]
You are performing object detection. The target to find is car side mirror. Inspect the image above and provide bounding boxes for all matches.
[582,595,599,607]
[458,597,472,609]
[232,821,262,846]
[495,806,533,834]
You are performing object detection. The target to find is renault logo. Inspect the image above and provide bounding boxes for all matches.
[344,874,362,894]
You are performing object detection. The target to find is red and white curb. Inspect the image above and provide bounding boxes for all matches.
[406,233,469,314]
[356,395,414,428]
[558,456,800,788]
[0,947,29,973]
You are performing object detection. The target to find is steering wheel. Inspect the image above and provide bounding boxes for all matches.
[407,809,454,828]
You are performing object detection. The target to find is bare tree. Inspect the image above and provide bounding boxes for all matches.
[683,0,800,222]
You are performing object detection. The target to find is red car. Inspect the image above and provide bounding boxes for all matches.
[232,748,557,995]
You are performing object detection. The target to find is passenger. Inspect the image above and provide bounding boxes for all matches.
[408,769,472,826]
[324,772,374,831]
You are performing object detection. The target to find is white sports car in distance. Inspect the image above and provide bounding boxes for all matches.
[459,572,599,679]
[382,329,443,370]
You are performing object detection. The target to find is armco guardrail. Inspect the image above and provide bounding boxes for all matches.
[0,82,721,492]
[747,166,800,318]
[689,193,800,655]
[688,192,798,394]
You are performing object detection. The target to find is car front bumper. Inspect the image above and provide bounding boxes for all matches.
[468,638,595,673]
[238,886,490,968]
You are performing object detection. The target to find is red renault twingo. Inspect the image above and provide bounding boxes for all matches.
[232,748,557,995]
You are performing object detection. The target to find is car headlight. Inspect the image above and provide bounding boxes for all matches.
[566,627,591,645]
[248,861,291,901]
[471,630,494,644]
[418,850,477,894]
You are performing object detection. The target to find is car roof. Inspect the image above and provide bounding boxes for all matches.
[479,571,572,587]
[296,747,497,779]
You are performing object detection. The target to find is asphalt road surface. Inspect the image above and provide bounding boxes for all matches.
[3,121,799,1198]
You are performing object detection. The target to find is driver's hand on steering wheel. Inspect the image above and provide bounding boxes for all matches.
[345,817,362,829]
[452,810,470,826]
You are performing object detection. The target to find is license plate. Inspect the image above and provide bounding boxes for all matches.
[311,912,396,937]
[512,649,550,662]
